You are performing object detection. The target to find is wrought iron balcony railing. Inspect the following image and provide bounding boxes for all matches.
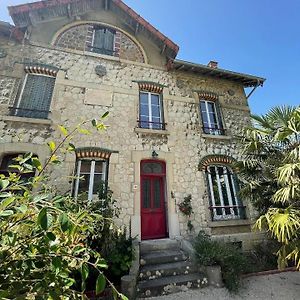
[137,120,166,130]
[9,107,50,119]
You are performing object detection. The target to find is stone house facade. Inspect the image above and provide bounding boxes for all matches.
[0,0,265,249]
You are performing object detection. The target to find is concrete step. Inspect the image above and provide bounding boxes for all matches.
[140,250,187,266]
[140,239,179,253]
[139,260,197,280]
[137,272,208,298]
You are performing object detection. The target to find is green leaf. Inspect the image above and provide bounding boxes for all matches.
[17,204,28,214]
[58,125,68,136]
[0,210,14,217]
[31,157,42,171]
[0,179,9,190]
[78,128,91,135]
[46,232,56,241]
[81,263,89,281]
[101,111,109,119]
[95,273,106,295]
[120,295,129,300]
[33,194,49,203]
[48,141,56,152]
[59,213,70,232]
[67,143,76,152]
[92,119,97,127]
[0,196,14,209]
[37,208,51,231]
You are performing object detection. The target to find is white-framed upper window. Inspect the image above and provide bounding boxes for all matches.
[200,100,224,135]
[206,165,245,221]
[12,73,55,119]
[139,91,164,130]
[90,26,115,56]
[73,159,107,201]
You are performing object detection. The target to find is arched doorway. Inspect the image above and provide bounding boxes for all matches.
[140,160,167,240]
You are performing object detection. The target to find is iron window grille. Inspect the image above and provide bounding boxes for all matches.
[206,165,246,221]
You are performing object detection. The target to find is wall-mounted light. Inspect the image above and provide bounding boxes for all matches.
[152,150,158,158]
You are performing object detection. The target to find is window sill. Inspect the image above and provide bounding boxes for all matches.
[0,115,52,125]
[208,219,252,228]
[201,133,232,140]
[134,127,170,135]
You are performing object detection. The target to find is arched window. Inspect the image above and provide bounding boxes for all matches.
[200,155,246,221]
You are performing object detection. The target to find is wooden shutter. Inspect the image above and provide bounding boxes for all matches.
[17,74,55,119]
[93,27,115,55]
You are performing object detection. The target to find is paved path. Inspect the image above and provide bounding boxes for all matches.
[139,271,300,300]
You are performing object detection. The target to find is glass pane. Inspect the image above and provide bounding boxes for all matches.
[151,105,160,118]
[93,174,104,194]
[152,117,161,129]
[142,162,163,174]
[210,167,222,215]
[140,115,150,128]
[153,179,161,208]
[94,161,104,173]
[140,93,148,105]
[80,161,91,173]
[200,101,207,112]
[78,174,90,193]
[207,102,215,113]
[228,173,237,206]
[142,179,151,208]
[140,103,149,116]
[150,94,160,106]
[209,112,218,127]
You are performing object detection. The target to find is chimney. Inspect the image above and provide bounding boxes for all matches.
[208,60,218,69]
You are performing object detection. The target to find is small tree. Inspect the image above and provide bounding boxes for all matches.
[238,106,300,269]
[0,114,128,299]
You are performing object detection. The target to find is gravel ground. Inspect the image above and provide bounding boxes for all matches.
[139,271,300,300]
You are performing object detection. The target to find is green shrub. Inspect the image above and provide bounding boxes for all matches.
[194,231,249,292]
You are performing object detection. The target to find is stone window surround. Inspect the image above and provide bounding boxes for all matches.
[51,21,148,64]
[2,64,64,125]
[200,155,249,227]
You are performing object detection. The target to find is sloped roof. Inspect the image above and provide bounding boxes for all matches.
[8,0,179,59]
[171,59,266,87]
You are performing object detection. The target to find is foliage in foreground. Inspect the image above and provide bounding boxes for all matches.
[0,115,127,299]
[237,106,300,269]
[194,231,249,292]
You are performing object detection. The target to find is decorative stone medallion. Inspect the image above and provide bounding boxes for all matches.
[0,48,7,58]
[95,65,107,77]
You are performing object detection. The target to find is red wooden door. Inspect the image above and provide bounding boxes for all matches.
[141,161,167,240]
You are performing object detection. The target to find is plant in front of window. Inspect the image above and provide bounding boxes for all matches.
[0,112,128,300]
[178,194,194,232]
[237,105,300,270]
[85,185,135,285]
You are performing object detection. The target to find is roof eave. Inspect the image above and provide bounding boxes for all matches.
[173,59,266,87]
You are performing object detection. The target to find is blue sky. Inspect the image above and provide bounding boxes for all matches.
[1,0,299,115]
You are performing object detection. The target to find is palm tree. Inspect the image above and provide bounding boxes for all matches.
[238,106,300,269]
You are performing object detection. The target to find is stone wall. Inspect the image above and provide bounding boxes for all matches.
[0,38,256,241]
[54,23,145,63]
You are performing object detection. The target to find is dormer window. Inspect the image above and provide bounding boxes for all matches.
[90,26,115,56]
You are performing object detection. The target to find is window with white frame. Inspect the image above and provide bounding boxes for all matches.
[199,99,224,135]
[12,73,55,119]
[90,26,115,56]
[139,91,164,130]
[206,165,245,220]
[73,159,107,201]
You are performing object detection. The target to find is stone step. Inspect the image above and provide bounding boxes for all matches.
[139,261,197,280]
[140,239,179,253]
[140,250,187,266]
[137,272,208,298]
